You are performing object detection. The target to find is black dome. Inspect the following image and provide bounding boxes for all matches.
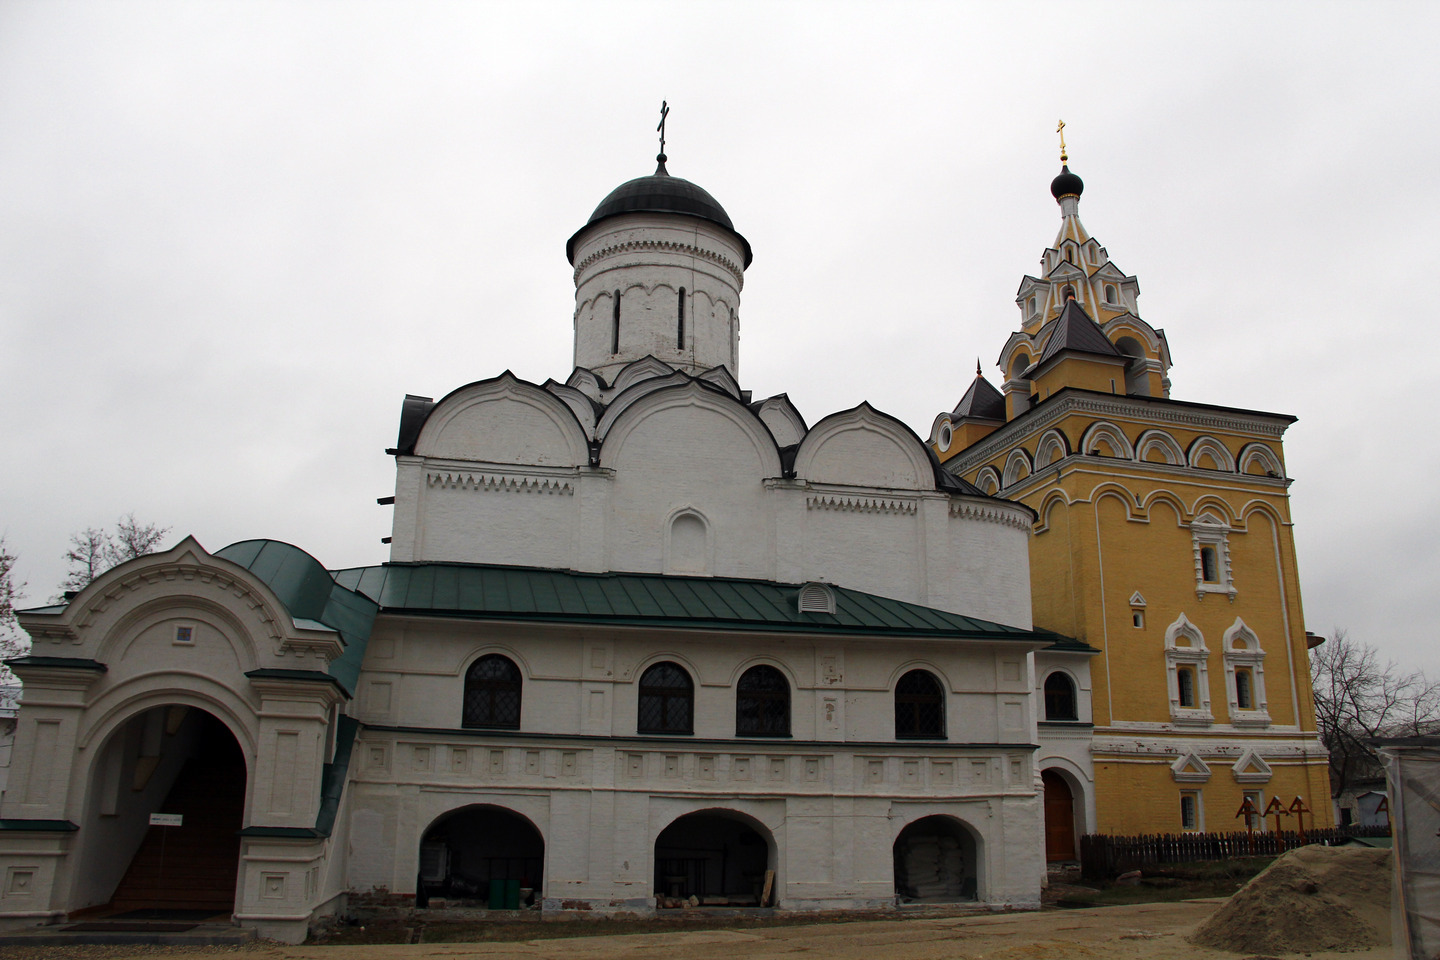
[1050,164,1084,201]
[566,160,752,267]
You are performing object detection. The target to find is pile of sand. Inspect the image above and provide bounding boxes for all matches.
[1189,844,1391,955]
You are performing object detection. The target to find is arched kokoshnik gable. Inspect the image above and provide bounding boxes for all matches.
[408,371,592,467]
[794,402,988,496]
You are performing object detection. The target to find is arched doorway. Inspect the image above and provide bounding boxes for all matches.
[78,707,247,915]
[1042,769,1078,862]
[893,815,977,902]
[654,811,774,907]
[419,805,544,908]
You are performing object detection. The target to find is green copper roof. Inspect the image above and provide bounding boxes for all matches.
[330,562,1066,643]
[216,540,378,695]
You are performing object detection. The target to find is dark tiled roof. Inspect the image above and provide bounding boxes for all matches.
[330,562,1066,644]
[1036,300,1123,366]
[952,375,1006,421]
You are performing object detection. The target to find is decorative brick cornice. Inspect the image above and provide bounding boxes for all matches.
[427,472,574,496]
[948,392,1292,475]
[573,239,745,287]
[949,500,1034,532]
[806,494,916,516]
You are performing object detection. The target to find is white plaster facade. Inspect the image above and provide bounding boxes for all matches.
[0,155,1063,941]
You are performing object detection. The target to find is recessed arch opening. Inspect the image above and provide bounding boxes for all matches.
[893,815,978,902]
[654,810,776,907]
[419,804,544,908]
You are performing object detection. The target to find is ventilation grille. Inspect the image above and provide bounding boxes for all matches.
[798,582,836,615]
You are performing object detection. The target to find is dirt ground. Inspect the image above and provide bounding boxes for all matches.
[0,901,1394,960]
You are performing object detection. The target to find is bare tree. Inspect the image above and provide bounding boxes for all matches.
[59,515,170,597]
[109,514,168,564]
[60,528,109,596]
[0,536,30,678]
[1311,631,1440,801]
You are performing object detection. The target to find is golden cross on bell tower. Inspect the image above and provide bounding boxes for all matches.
[657,100,670,162]
[1057,119,1068,164]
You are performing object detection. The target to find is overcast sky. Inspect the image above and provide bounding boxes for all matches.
[2,1,1436,670]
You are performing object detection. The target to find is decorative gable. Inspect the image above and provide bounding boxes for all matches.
[1231,749,1273,784]
[1170,751,1212,783]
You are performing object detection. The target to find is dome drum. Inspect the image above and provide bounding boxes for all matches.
[570,174,749,381]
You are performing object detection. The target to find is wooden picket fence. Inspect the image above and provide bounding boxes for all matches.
[1079,825,1391,879]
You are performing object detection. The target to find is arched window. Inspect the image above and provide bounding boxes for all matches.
[462,654,522,729]
[895,669,945,739]
[1235,669,1253,710]
[1043,672,1077,721]
[736,665,790,737]
[677,287,686,349]
[612,289,621,353]
[638,662,693,735]
[1105,284,1118,304]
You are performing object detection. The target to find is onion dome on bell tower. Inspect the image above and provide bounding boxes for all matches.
[566,104,751,382]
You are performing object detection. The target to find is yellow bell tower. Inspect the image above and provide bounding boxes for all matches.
[931,133,1332,842]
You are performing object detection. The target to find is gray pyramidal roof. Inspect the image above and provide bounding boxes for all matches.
[1037,299,1123,366]
[952,375,1006,421]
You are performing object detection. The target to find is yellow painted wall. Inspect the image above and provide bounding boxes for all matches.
[956,400,1333,834]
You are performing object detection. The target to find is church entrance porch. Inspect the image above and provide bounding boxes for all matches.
[653,811,775,907]
[893,816,978,902]
[79,707,247,916]
[418,805,544,909]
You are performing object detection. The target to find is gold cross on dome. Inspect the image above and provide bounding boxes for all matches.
[657,101,670,159]
[1057,119,1068,163]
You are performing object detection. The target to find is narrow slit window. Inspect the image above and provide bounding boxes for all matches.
[677,287,685,350]
[612,289,621,354]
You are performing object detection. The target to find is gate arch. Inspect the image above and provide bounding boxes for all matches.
[74,705,248,914]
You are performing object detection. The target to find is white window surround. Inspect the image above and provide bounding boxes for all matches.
[1223,619,1271,726]
[1180,790,1204,832]
[1190,513,1237,601]
[1165,614,1214,725]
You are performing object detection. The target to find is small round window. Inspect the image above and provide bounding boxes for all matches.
[938,424,953,451]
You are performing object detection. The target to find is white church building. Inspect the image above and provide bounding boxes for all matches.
[0,148,1087,942]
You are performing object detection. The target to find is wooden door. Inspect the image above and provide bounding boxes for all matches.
[1042,769,1076,862]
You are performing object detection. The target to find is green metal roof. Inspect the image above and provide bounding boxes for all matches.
[330,561,1068,644]
[216,540,378,695]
